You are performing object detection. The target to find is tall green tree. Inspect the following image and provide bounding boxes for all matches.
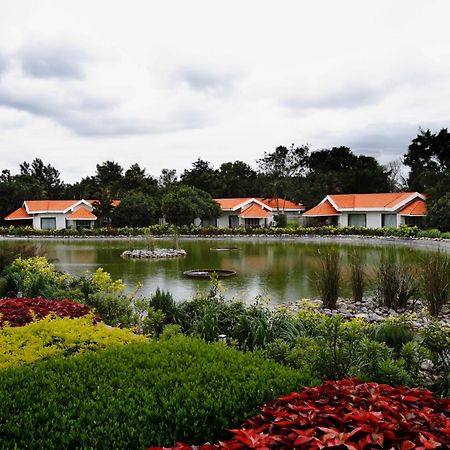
[257,144,309,200]
[404,128,450,193]
[426,193,450,231]
[217,161,259,197]
[123,164,158,195]
[257,144,309,178]
[112,191,159,227]
[180,159,221,197]
[95,161,124,197]
[0,171,43,223]
[161,186,221,225]
[19,158,64,198]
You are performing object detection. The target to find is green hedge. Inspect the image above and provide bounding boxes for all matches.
[0,336,317,449]
[0,223,440,238]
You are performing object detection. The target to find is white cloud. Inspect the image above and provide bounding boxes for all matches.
[0,0,449,181]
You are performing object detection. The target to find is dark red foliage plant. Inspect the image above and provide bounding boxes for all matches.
[149,378,450,449]
[0,297,94,327]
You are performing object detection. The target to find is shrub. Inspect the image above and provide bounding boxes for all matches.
[150,288,177,323]
[312,315,367,380]
[153,378,450,450]
[0,297,93,327]
[315,248,341,309]
[0,243,45,273]
[373,319,415,353]
[417,228,442,238]
[1,256,70,298]
[0,315,145,369]
[422,250,449,316]
[86,292,136,327]
[0,336,318,448]
[420,319,450,389]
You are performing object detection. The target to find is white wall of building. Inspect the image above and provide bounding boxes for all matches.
[32,213,67,230]
[337,211,404,229]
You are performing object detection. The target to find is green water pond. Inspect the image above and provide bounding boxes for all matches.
[1,237,447,305]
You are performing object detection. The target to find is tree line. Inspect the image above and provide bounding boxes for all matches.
[0,127,449,228]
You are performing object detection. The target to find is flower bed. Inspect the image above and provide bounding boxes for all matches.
[0,297,93,327]
[150,378,450,449]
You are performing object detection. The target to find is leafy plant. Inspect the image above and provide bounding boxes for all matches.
[86,292,136,327]
[0,297,93,327]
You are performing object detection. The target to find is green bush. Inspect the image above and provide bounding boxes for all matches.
[86,292,137,327]
[417,228,442,238]
[0,336,318,449]
[373,320,415,353]
[0,224,423,238]
[0,315,145,369]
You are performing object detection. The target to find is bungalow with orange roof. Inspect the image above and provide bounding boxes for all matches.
[303,192,427,228]
[210,198,305,228]
[4,199,114,230]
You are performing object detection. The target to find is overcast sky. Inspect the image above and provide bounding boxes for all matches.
[1,0,449,183]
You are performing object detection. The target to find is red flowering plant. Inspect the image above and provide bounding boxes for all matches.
[0,297,95,327]
[149,379,450,449]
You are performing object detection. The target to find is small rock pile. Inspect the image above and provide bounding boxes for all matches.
[284,296,450,327]
[121,248,187,259]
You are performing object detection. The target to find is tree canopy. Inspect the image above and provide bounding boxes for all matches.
[161,186,221,226]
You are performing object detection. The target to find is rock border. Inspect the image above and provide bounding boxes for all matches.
[121,248,186,259]
[283,297,450,328]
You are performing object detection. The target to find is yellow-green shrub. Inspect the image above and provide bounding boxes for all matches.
[0,315,145,369]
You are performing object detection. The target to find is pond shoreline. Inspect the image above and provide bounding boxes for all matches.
[1,234,449,252]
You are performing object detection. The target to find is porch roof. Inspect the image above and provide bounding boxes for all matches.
[399,199,427,216]
[303,201,341,217]
[239,203,271,218]
[67,209,97,220]
[4,207,32,220]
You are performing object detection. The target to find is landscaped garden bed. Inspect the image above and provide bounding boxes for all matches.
[0,297,93,327]
[149,378,450,449]
[1,224,450,240]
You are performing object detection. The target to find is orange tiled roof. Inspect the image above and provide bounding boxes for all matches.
[67,208,97,220]
[214,198,252,210]
[328,192,416,209]
[399,199,427,216]
[25,200,80,212]
[303,201,341,217]
[239,203,271,218]
[257,198,304,210]
[214,197,304,211]
[4,207,32,220]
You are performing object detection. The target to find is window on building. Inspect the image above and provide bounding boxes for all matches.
[228,215,239,228]
[382,214,397,228]
[348,214,366,227]
[405,216,425,227]
[244,218,260,228]
[76,220,92,230]
[41,217,56,230]
[201,218,217,227]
